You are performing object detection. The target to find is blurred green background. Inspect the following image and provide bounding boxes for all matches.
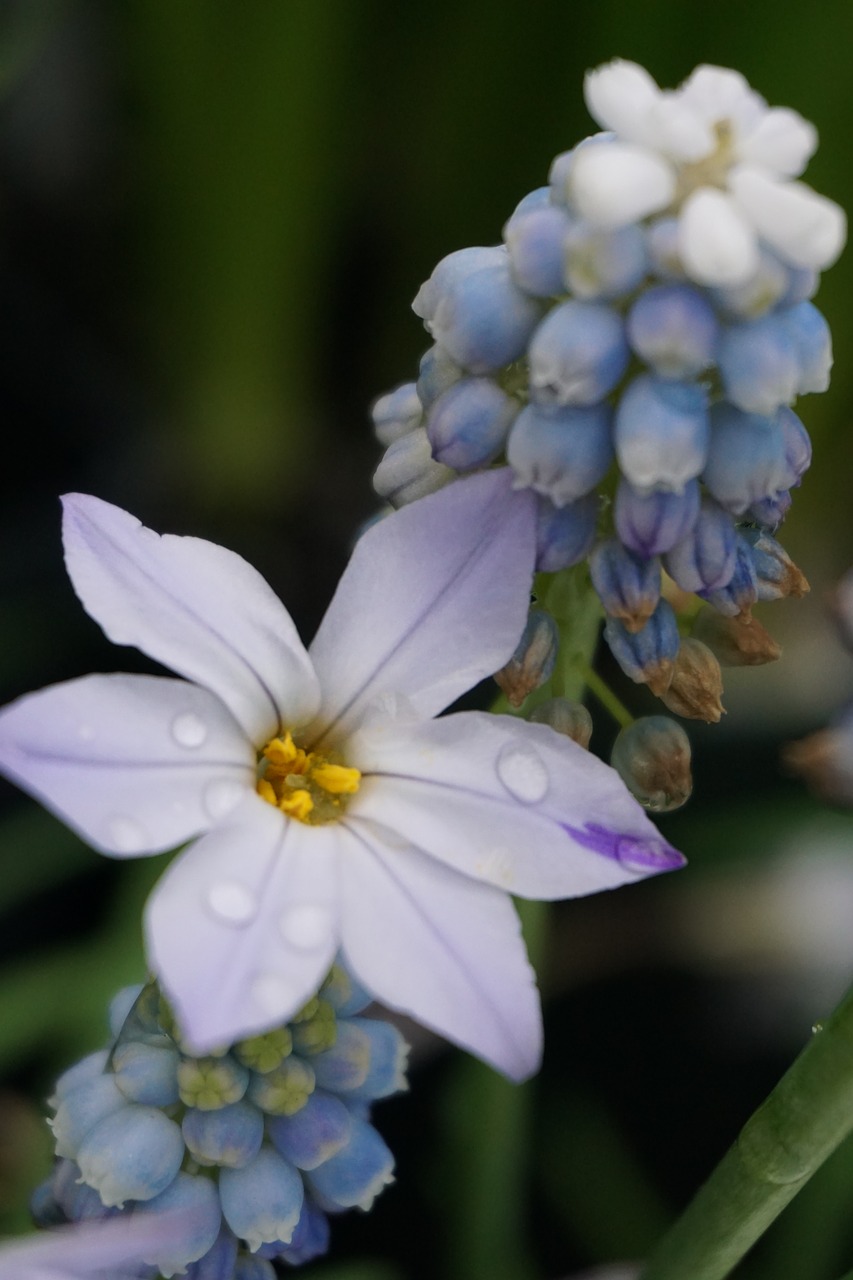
[2,2,853,1278]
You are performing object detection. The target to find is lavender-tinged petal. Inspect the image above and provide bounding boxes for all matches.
[145,795,339,1053]
[0,1210,208,1280]
[338,819,542,1082]
[347,711,682,901]
[0,674,254,857]
[307,471,536,744]
[61,495,320,744]
[138,1173,222,1275]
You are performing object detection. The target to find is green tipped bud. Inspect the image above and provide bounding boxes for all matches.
[177,1054,249,1110]
[692,605,781,667]
[660,638,725,723]
[292,996,320,1024]
[611,715,692,813]
[233,1027,293,1074]
[247,1055,316,1116]
[529,696,593,748]
[291,999,338,1056]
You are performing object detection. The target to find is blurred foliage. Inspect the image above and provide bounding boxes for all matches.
[2,1,853,1276]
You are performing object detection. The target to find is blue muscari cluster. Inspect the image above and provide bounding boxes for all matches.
[371,147,825,706]
[32,966,407,1278]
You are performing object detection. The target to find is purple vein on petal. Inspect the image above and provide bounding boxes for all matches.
[562,822,686,873]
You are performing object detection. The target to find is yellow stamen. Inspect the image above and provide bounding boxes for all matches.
[311,763,361,795]
[280,789,314,821]
[257,777,277,807]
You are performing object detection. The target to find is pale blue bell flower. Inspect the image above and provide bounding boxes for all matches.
[626,283,718,377]
[716,312,800,414]
[50,1073,127,1159]
[423,257,543,373]
[506,401,613,505]
[505,205,574,297]
[614,374,709,491]
[614,477,700,557]
[140,1172,222,1276]
[662,498,737,593]
[779,301,832,394]
[112,1040,181,1108]
[703,404,794,514]
[181,1101,265,1168]
[305,1117,395,1212]
[218,1148,304,1252]
[528,299,629,406]
[563,221,647,300]
[426,377,518,471]
[75,1104,185,1207]
[267,1090,353,1170]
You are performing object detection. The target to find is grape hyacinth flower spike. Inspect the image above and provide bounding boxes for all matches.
[371,58,844,777]
[0,471,682,1082]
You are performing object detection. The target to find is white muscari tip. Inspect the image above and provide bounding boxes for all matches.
[678,188,759,286]
[729,167,847,270]
[584,59,662,142]
[568,140,676,227]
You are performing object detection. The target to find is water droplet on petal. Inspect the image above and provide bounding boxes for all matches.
[251,973,299,1020]
[203,779,246,821]
[495,741,549,803]
[171,712,208,749]
[207,880,257,925]
[279,905,332,950]
[108,817,147,854]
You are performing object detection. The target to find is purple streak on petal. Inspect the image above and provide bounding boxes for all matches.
[0,674,254,857]
[338,816,542,1082]
[562,822,685,873]
[61,495,321,744]
[307,470,537,746]
[145,794,341,1052]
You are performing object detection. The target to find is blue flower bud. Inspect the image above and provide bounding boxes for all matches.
[30,1170,66,1227]
[662,498,737,593]
[177,1054,249,1110]
[781,265,818,306]
[267,1090,353,1170]
[320,964,372,1017]
[291,999,338,1055]
[305,1117,395,1212]
[626,284,718,378]
[185,1230,238,1280]
[615,375,709,492]
[528,300,629,406]
[717,313,800,415]
[563,221,647,300]
[589,538,661,633]
[534,492,598,572]
[50,1073,127,1158]
[504,186,551,231]
[748,489,792,530]
[234,1256,276,1280]
[76,1104,184,1207]
[703,404,792,515]
[778,301,832,395]
[494,607,559,707]
[140,1172,222,1275]
[108,986,145,1040]
[603,600,680,696]
[423,257,543,373]
[373,428,455,507]
[529,697,593,748]
[412,246,506,322]
[548,149,576,204]
[416,344,463,410]
[50,1050,110,1107]
[219,1148,304,1252]
[504,205,573,297]
[49,1157,116,1222]
[698,535,759,617]
[742,528,809,601]
[426,378,518,471]
[610,716,692,812]
[711,249,790,319]
[507,401,613,505]
[247,1054,315,1115]
[182,1100,264,1169]
[369,382,422,447]
[346,1019,410,1101]
[269,1197,330,1266]
[112,1040,180,1107]
[646,217,683,280]
[614,478,700,558]
[778,405,812,485]
[311,1018,376,1093]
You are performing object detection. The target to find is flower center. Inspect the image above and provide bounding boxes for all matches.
[256,731,361,825]
[676,119,736,200]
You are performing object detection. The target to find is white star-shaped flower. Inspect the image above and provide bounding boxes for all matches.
[569,59,845,286]
[0,472,682,1080]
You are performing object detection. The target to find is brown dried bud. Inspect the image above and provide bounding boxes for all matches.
[691,605,781,667]
[783,727,853,806]
[494,608,559,708]
[611,715,692,813]
[660,638,725,723]
[530,697,593,748]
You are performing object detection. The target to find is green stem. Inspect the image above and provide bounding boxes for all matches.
[580,662,635,730]
[640,982,853,1280]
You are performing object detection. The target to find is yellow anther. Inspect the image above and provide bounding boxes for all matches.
[263,733,299,767]
[280,789,314,821]
[312,763,361,795]
[257,777,277,807]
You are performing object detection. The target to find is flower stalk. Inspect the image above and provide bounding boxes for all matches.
[641,980,853,1280]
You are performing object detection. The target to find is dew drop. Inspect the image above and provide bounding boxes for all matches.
[495,741,549,804]
[172,712,208,749]
[108,817,147,854]
[279,905,332,950]
[251,973,299,1019]
[206,880,257,925]
[203,779,245,822]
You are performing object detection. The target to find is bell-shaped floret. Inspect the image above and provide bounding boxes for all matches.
[112,1040,181,1107]
[139,1172,222,1277]
[370,382,422,447]
[219,1148,304,1252]
[717,312,800,414]
[76,1104,184,1207]
[615,375,709,492]
[305,1117,395,1212]
[614,477,700,558]
[589,538,661,633]
[505,204,574,297]
[703,404,793,514]
[528,300,629,406]
[626,283,718,377]
[50,1073,127,1159]
[603,599,680,695]
[373,428,455,507]
[267,1090,354,1171]
[563,221,647,300]
[662,498,737,593]
[698,535,759,617]
[426,378,518,471]
[181,1100,264,1169]
[507,401,613,506]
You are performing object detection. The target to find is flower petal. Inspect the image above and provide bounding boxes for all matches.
[145,795,340,1052]
[61,495,320,744]
[729,167,847,270]
[678,188,759,286]
[737,108,817,177]
[567,142,676,228]
[348,711,683,897]
[338,820,542,1081]
[0,674,253,856]
[0,1209,198,1280]
[583,59,662,142]
[307,470,536,744]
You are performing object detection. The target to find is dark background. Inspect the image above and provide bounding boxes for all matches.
[1,4,853,1278]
